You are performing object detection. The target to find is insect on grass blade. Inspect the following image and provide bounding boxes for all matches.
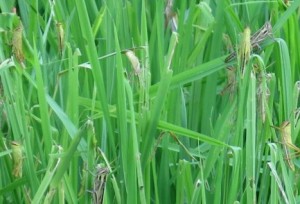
[281,121,295,171]
[93,166,109,204]
[272,121,298,171]
[225,21,272,63]
[12,24,24,64]
[250,21,272,49]
[239,27,251,75]
[56,22,64,56]
[11,141,23,178]
[220,66,237,96]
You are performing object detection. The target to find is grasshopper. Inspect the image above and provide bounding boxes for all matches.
[56,22,64,56]
[272,121,300,171]
[225,21,272,63]
[11,141,23,178]
[250,21,272,47]
[12,24,24,64]
[92,167,109,204]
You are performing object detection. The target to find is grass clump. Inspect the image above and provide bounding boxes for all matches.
[0,0,300,203]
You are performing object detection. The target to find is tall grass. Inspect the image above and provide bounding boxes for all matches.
[0,0,300,203]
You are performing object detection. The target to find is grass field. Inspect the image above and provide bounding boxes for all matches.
[1,0,300,203]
